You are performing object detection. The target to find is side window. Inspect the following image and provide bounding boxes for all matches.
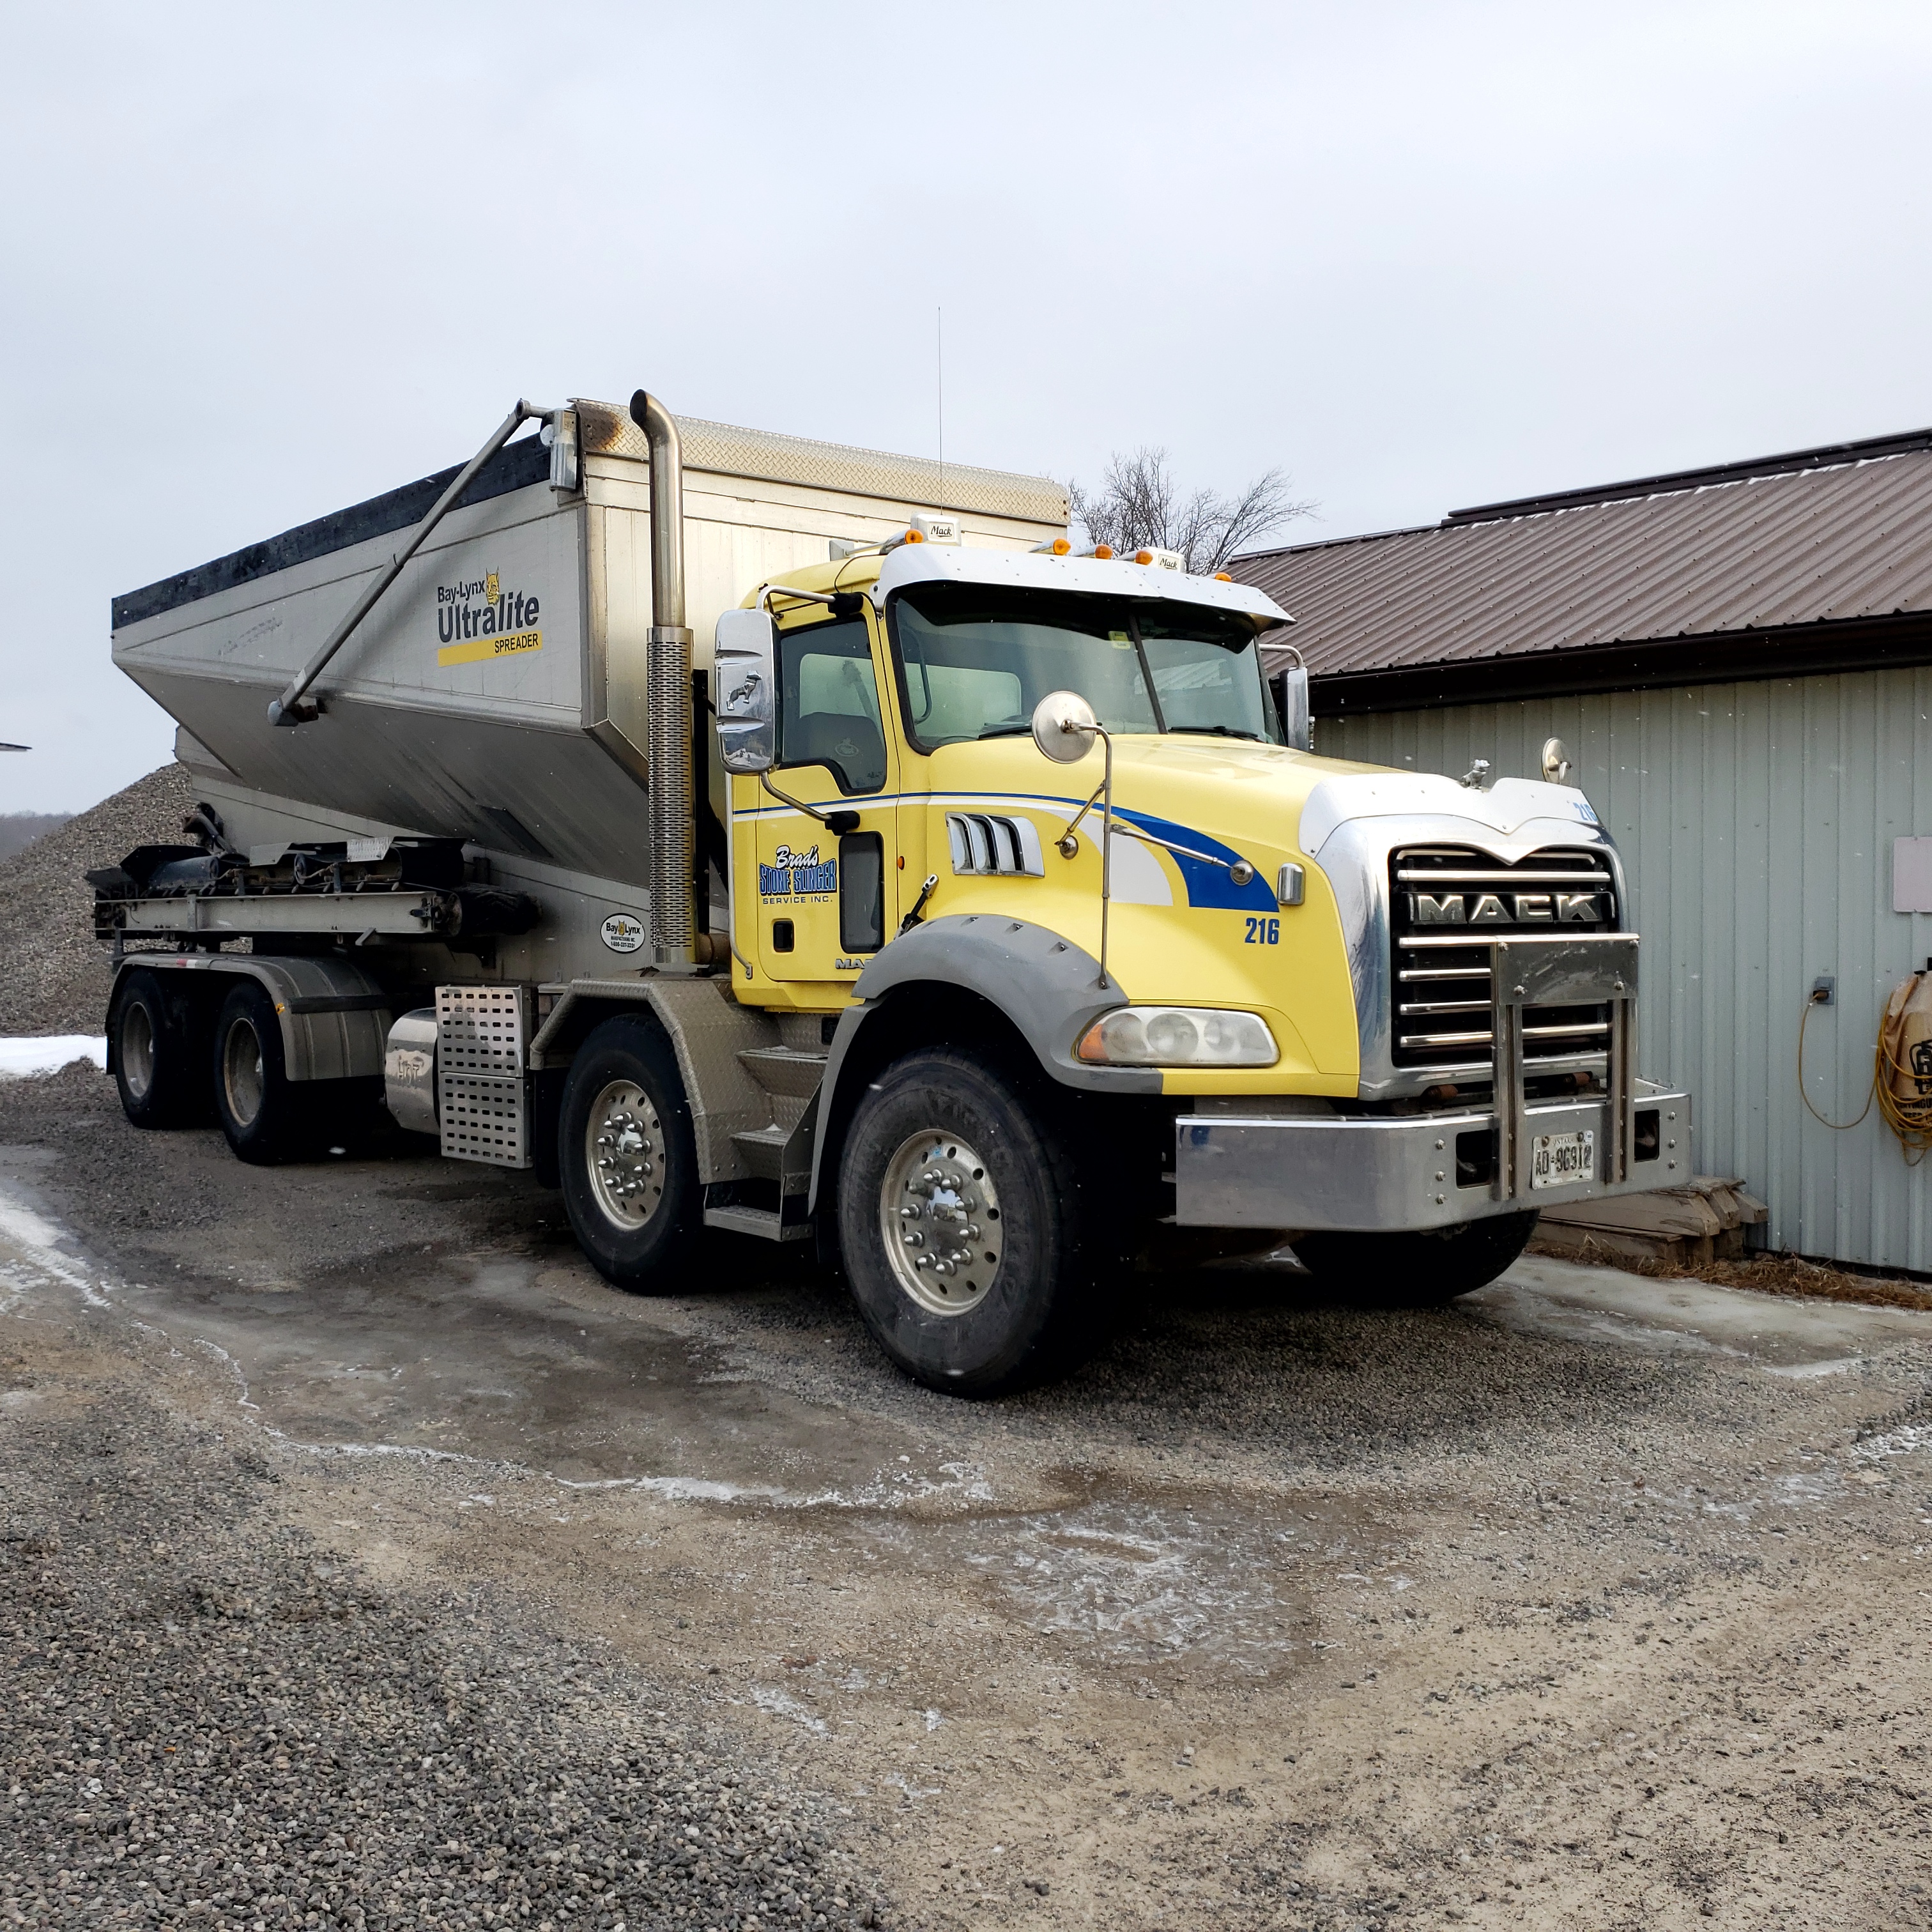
[778,617,887,794]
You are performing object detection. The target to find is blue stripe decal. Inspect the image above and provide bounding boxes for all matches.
[734,790,1279,912]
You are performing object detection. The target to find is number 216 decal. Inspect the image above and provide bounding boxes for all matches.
[1244,916,1281,945]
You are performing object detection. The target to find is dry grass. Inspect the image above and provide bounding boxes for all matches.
[1627,1248,1932,1314]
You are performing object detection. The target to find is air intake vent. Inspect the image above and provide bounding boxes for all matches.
[1390,847,1617,1071]
[947,813,1045,877]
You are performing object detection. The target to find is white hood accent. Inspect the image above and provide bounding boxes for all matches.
[1300,772,1600,861]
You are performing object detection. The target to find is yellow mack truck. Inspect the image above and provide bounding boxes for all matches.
[97,391,1690,1393]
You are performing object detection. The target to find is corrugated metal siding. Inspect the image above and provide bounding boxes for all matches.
[1241,450,1932,677]
[1316,667,1932,1272]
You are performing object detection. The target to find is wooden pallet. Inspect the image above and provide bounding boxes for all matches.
[1529,1175,1769,1268]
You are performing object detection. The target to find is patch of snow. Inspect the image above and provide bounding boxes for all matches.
[0,1035,107,1079]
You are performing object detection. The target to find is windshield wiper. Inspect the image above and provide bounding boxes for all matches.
[1167,724,1262,742]
[976,724,1036,739]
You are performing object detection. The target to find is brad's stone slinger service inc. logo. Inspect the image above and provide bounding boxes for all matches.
[759,843,837,898]
[437,569,542,667]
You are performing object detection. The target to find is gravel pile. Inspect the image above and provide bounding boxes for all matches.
[0,817,73,864]
[1,1368,887,1931]
[0,763,191,1036]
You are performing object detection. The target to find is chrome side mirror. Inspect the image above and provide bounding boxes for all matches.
[1541,737,1574,785]
[714,609,777,774]
[1031,689,1099,763]
[1268,648,1312,752]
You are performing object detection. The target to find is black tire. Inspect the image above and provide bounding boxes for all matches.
[211,980,309,1164]
[109,967,211,1128]
[558,1015,703,1291]
[1290,1210,1540,1307]
[836,1047,1103,1397]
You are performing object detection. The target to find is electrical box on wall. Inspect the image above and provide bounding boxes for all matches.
[1896,838,1932,914]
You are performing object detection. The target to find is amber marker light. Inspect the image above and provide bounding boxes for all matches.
[1094,544,1114,560]
[1051,537,1070,555]
[1134,549,1154,565]
[1213,572,1233,582]
[904,528,924,543]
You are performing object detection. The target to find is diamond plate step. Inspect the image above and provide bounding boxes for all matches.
[735,1046,829,1100]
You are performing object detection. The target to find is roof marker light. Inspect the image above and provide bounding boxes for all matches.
[1093,544,1114,560]
[1032,535,1073,556]
[1213,572,1233,582]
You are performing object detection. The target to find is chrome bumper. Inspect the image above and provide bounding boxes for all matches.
[1176,934,1692,1232]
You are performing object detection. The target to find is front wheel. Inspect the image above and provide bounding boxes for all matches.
[836,1048,1103,1397]
[558,1015,703,1291]
[1289,1210,1540,1306]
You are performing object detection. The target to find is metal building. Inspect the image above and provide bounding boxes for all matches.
[1241,428,1932,1273]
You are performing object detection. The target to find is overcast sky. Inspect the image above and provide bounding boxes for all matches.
[4,0,1930,813]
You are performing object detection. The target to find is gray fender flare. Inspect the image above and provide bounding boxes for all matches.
[806,914,1157,1213]
[109,953,392,1082]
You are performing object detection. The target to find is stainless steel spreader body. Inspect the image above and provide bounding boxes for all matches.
[110,400,1067,984]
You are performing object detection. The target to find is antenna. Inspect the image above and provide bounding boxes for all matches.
[936,305,944,470]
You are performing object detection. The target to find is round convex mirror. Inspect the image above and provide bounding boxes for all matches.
[1031,690,1099,764]
[1541,737,1574,785]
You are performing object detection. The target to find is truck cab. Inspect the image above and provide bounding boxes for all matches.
[683,527,1687,1388]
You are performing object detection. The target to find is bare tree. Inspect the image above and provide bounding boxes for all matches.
[1069,448,1315,575]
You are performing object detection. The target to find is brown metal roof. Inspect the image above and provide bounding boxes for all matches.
[1241,433,1932,696]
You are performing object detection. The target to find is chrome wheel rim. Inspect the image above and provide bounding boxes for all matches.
[222,1017,264,1128]
[121,1001,156,1101]
[880,1130,1002,1317]
[586,1080,666,1230]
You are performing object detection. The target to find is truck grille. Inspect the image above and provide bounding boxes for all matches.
[1389,846,1618,1071]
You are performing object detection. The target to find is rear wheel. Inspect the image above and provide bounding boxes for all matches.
[836,1048,1103,1396]
[110,968,210,1128]
[1290,1210,1540,1306]
[558,1015,703,1290]
[212,981,307,1163]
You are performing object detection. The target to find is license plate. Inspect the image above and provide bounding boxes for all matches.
[1530,1130,1594,1190]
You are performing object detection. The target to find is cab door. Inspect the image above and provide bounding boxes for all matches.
[751,608,898,988]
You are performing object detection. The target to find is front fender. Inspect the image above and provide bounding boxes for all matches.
[807,914,1158,1213]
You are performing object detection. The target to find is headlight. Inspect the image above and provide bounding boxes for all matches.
[1075,1006,1278,1067]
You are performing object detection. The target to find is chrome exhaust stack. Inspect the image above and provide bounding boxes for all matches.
[628,390,700,967]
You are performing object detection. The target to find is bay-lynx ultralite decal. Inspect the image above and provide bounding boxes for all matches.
[436,567,543,667]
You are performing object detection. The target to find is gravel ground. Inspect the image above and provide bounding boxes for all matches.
[3,1061,1931,1929]
[0,764,191,1035]
[1,1323,887,1931]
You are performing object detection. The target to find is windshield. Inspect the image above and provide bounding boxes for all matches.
[889,582,1280,749]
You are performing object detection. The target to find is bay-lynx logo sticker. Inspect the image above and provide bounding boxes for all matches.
[759,843,837,898]
[601,913,646,953]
